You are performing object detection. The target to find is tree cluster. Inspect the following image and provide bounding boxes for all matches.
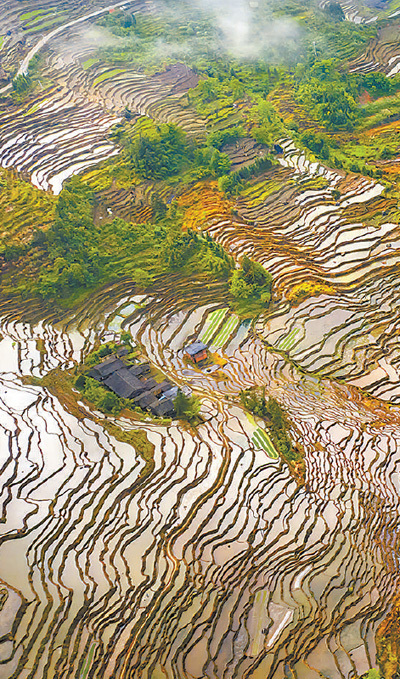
[324,2,345,22]
[229,256,272,307]
[97,8,136,34]
[117,119,233,181]
[240,389,299,462]
[173,390,201,423]
[299,130,333,160]
[12,73,31,94]
[295,59,359,130]
[129,123,187,180]
[361,71,400,98]
[27,178,235,302]
[35,178,100,299]
[164,228,234,277]
[206,127,244,151]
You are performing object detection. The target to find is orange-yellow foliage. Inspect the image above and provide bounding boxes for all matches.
[377,594,400,679]
[178,181,234,231]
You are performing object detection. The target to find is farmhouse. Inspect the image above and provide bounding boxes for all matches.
[184,341,208,364]
[89,355,176,417]
[152,399,176,418]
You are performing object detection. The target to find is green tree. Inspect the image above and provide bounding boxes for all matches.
[229,258,272,312]
[249,99,284,145]
[130,123,187,180]
[207,127,243,150]
[229,271,254,299]
[83,378,123,414]
[362,72,393,97]
[325,2,345,21]
[300,131,331,159]
[174,390,201,422]
[12,73,31,94]
[380,146,393,160]
[209,149,231,177]
[242,256,271,287]
[164,230,200,269]
[296,61,359,130]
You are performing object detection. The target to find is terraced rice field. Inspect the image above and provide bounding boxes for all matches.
[1,277,400,679]
[0,88,121,193]
[186,139,400,402]
[0,0,203,195]
[349,23,400,74]
[1,0,400,678]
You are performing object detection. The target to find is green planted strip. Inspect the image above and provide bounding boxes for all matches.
[278,328,300,351]
[80,643,96,679]
[20,8,57,20]
[212,315,240,349]
[199,308,228,344]
[24,16,66,32]
[242,178,282,205]
[93,69,126,86]
[252,428,279,459]
[24,102,41,116]
[82,58,99,71]
[250,589,269,656]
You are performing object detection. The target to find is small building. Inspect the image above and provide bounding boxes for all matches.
[160,386,179,401]
[136,392,159,411]
[148,383,164,397]
[87,354,178,418]
[152,399,175,418]
[129,364,150,377]
[157,380,174,393]
[140,377,158,392]
[184,342,208,364]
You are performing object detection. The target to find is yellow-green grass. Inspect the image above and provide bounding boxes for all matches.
[25,16,66,33]
[20,8,57,20]
[0,171,56,244]
[82,58,99,71]
[93,69,126,86]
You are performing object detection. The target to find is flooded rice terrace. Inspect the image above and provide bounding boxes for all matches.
[0,0,400,677]
[1,278,400,679]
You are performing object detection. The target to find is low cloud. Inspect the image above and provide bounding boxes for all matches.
[51,0,302,69]
[191,0,301,61]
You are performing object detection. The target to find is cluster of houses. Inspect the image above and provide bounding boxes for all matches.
[88,352,178,418]
[87,340,209,419]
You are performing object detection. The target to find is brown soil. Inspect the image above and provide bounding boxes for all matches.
[359,89,373,105]
[152,63,199,95]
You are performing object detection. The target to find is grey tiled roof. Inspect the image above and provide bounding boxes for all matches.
[184,342,207,356]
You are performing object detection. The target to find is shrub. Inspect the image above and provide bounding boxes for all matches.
[206,127,244,150]
[174,390,201,422]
